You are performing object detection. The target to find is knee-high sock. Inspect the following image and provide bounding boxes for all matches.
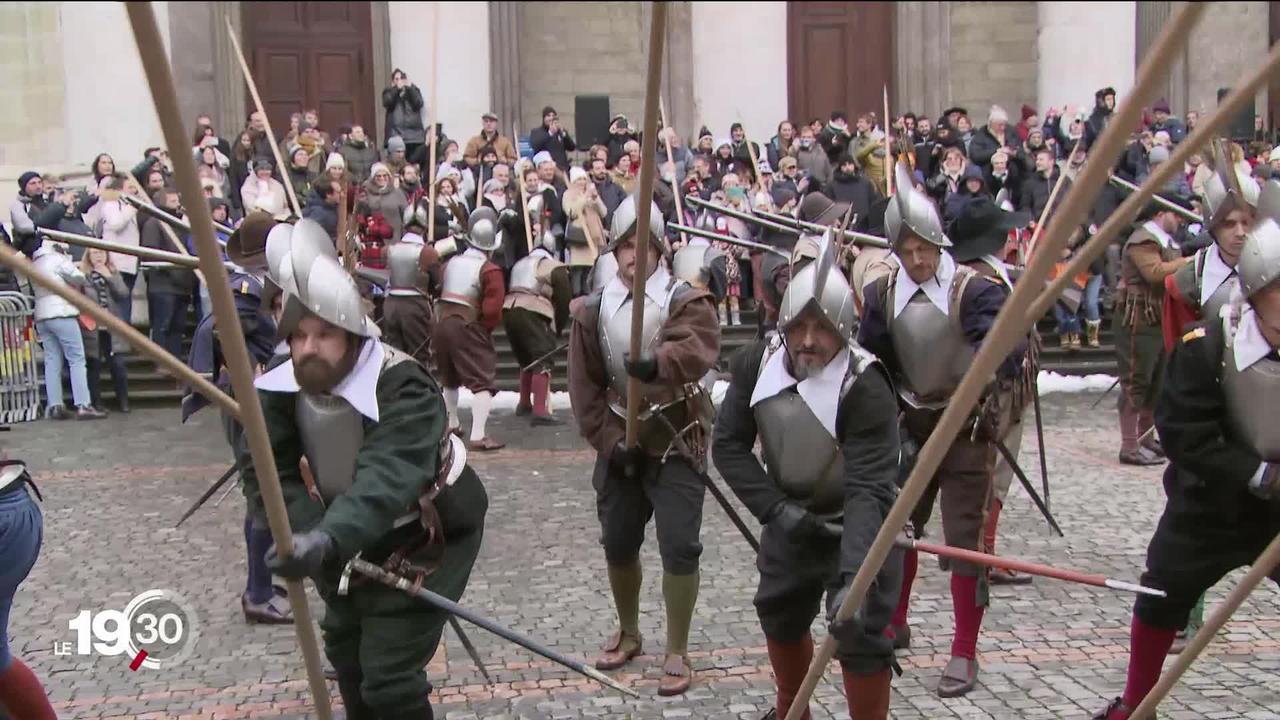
[892,548,919,627]
[443,387,460,429]
[469,390,492,442]
[842,667,892,720]
[950,573,985,659]
[663,571,700,657]
[531,371,552,417]
[246,520,275,604]
[1121,615,1177,709]
[0,658,57,720]
[984,499,1003,556]
[1118,396,1139,453]
[607,562,643,637]
[766,635,814,720]
[518,370,532,408]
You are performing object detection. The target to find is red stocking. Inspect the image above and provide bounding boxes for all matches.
[0,658,57,720]
[1121,614,1177,709]
[950,574,985,659]
[766,635,814,720]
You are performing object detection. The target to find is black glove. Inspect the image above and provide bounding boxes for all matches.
[826,585,868,647]
[769,501,841,542]
[623,352,659,383]
[609,441,648,481]
[265,530,334,579]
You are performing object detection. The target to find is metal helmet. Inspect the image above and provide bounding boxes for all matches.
[264,222,300,320]
[277,219,342,336]
[606,194,667,255]
[777,232,857,342]
[526,193,546,222]
[466,207,501,251]
[403,201,429,230]
[1201,155,1260,229]
[296,253,380,338]
[1237,216,1280,298]
[885,161,950,248]
[1255,178,1280,225]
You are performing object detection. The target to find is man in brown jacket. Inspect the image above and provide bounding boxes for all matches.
[463,112,518,168]
[1115,196,1192,465]
[567,195,720,696]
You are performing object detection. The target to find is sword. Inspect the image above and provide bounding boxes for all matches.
[448,616,493,684]
[895,535,1166,597]
[1090,377,1120,410]
[994,438,1065,537]
[520,343,569,373]
[348,558,639,697]
[174,461,241,528]
[1031,376,1051,516]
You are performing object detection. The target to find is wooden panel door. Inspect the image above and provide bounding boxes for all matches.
[241,2,374,142]
[787,2,894,124]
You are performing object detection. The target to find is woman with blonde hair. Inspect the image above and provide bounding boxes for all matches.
[561,165,607,295]
[78,248,131,412]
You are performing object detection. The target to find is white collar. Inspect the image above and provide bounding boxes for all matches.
[401,231,425,246]
[463,246,486,260]
[255,338,384,421]
[750,345,850,438]
[1200,244,1235,307]
[980,255,1014,288]
[1142,220,1173,249]
[602,264,672,320]
[892,251,956,319]
[1233,306,1274,371]
[529,246,553,260]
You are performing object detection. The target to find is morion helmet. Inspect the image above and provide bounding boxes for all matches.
[884,161,950,248]
[1237,216,1280,298]
[777,232,857,342]
[605,194,667,256]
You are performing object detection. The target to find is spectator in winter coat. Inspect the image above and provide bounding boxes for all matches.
[712,139,737,178]
[240,160,288,216]
[654,128,691,187]
[357,163,409,244]
[383,68,427,158]
[8,171,47,255]
[1020,146,1070,221]
[794,125,833,188]
[338,125,380,183]
[729,122,761,167]
[766,120,798,170]
[529,106,576,171]
[286,147,317,204]
[926,145,968,206]
[302,177,341,243]
[31,241,104,419]
[826,155,880,224]
[984,150,1021,208]
[464,112,518,167]
[1086,87,1116,145]
[818,111,854,164]
[587,157,627,224]
[33,188,94,255]
[1149,98,1187,145]
[944,164,989,231]
[605,115,640,166]
[139,188,196,361]
[967,105,1018,170]
[1015,105,1039,142]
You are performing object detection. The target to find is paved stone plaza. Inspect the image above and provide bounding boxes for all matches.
[8,393,1279,719]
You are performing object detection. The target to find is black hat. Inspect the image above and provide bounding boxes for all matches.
[942,106,969,119]
[948,198,1031,263]
[226,211,277,269]
[1140,190,1195,221]
[797,192,850,227]
[541,106,557,117]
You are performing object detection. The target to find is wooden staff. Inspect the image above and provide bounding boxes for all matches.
[337,183,354,272]
[515,121,536,255]
[130,189,207,285]
[658,96,689,245]
[781,6,1205,717]
[1025,138,1082,259]
[426,7,441,247]
[1025,40,1280,326]
[883,85,893,196]
[743,124,763,191]
[41,228,200,268]
[132,6,333,717]
[224,16,302,218]
[623,1,668,448]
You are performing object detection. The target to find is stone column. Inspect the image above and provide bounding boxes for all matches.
[895,3,951,119]
[210,1,245,138]
[1135,1,1187,114]
[488,1,522,132]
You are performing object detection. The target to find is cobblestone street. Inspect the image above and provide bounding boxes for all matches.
[8,392,1279,719]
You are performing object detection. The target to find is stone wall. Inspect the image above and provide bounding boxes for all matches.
[0,4,67,176]
[947,1,1039,122]
[1184,1,1268,120]
[517,2,648,141]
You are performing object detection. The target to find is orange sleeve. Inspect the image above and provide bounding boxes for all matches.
[478,263,505,332]
[1161,274,1200,353]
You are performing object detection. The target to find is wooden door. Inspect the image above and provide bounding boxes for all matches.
[241,2,374,141]
[787,2,894,124]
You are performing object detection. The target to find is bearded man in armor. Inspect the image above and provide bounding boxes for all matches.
[381,201,444,367]
[242,234,486,720]
[503,195,572,425]
[714,237,902,719]
[567,194,720,696]
[433,207,507,451]
[858,163,1025,698]
[1093,210,1280,720]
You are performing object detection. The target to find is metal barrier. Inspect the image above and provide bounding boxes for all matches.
[0,292,41,423]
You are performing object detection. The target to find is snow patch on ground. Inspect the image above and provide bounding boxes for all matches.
[1036,371,1117,394]
[456,388,575,411]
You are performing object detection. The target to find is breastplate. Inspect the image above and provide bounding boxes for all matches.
[296,392,366,504]
[386,242,423,290]
[672,244,710,287]
[754,392,844,518]
[890,292,973,408]
[599,289,670,404]
[1222,340,1280,461]
[1200,273,1237,324]
[509,253,542,295]
[440,254,485,307]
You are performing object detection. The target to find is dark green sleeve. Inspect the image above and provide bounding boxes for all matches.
[239,389,325,532]
[319,363,444,559]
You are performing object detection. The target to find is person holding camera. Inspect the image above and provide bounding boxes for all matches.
[606,115,639,167]
[382,68,427,160]
[529,106,576,172]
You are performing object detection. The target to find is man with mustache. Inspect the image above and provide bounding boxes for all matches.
[713,239,902,719]
[566,195,720,695]
[240,223,486,720]
[857,163,1025,698]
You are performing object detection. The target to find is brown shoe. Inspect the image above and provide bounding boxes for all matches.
[989,567,1034,585]
[657,653,693,696]
[1118,447,1164,466]
[467,437,505,452]
[594,630,642,671]
[936,655,979,698]
[242,592,292,624]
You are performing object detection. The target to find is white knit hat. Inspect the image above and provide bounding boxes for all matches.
[326,153,345,170]
[988,105,1009,124]
[569,166,588,183]
[532,151,554,167]
[436,162,461,182]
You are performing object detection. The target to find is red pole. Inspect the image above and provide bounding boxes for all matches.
[896,537,1165,597]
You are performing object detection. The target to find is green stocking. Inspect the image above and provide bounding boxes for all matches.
[607,562,643,637]
[663,571,701,657]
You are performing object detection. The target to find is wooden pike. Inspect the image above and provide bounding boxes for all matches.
[134,5,333,716]
[883,85,893,196]
[624,2,668,448]
[1026,138,1082,259]
[515,121,536,255]
[658,96,689,244]
[781,5,1206,717]
[40,228,200,268]
[426,7,441,247]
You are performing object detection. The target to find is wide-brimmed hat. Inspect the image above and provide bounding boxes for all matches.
[948,198,1031,263]
[797,192,850,227]
[226,211,278,269]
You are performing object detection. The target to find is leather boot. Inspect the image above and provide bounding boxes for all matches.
[766,635,814,720]
[842,667,892,719]
[336,672,377,720]
[1137,409,1164,457]
[1069,332,1082,349]
[1092,697,1133,719]
[1085,319,1102,347]
[1117,400,1161,465]
[0,658,56,719]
